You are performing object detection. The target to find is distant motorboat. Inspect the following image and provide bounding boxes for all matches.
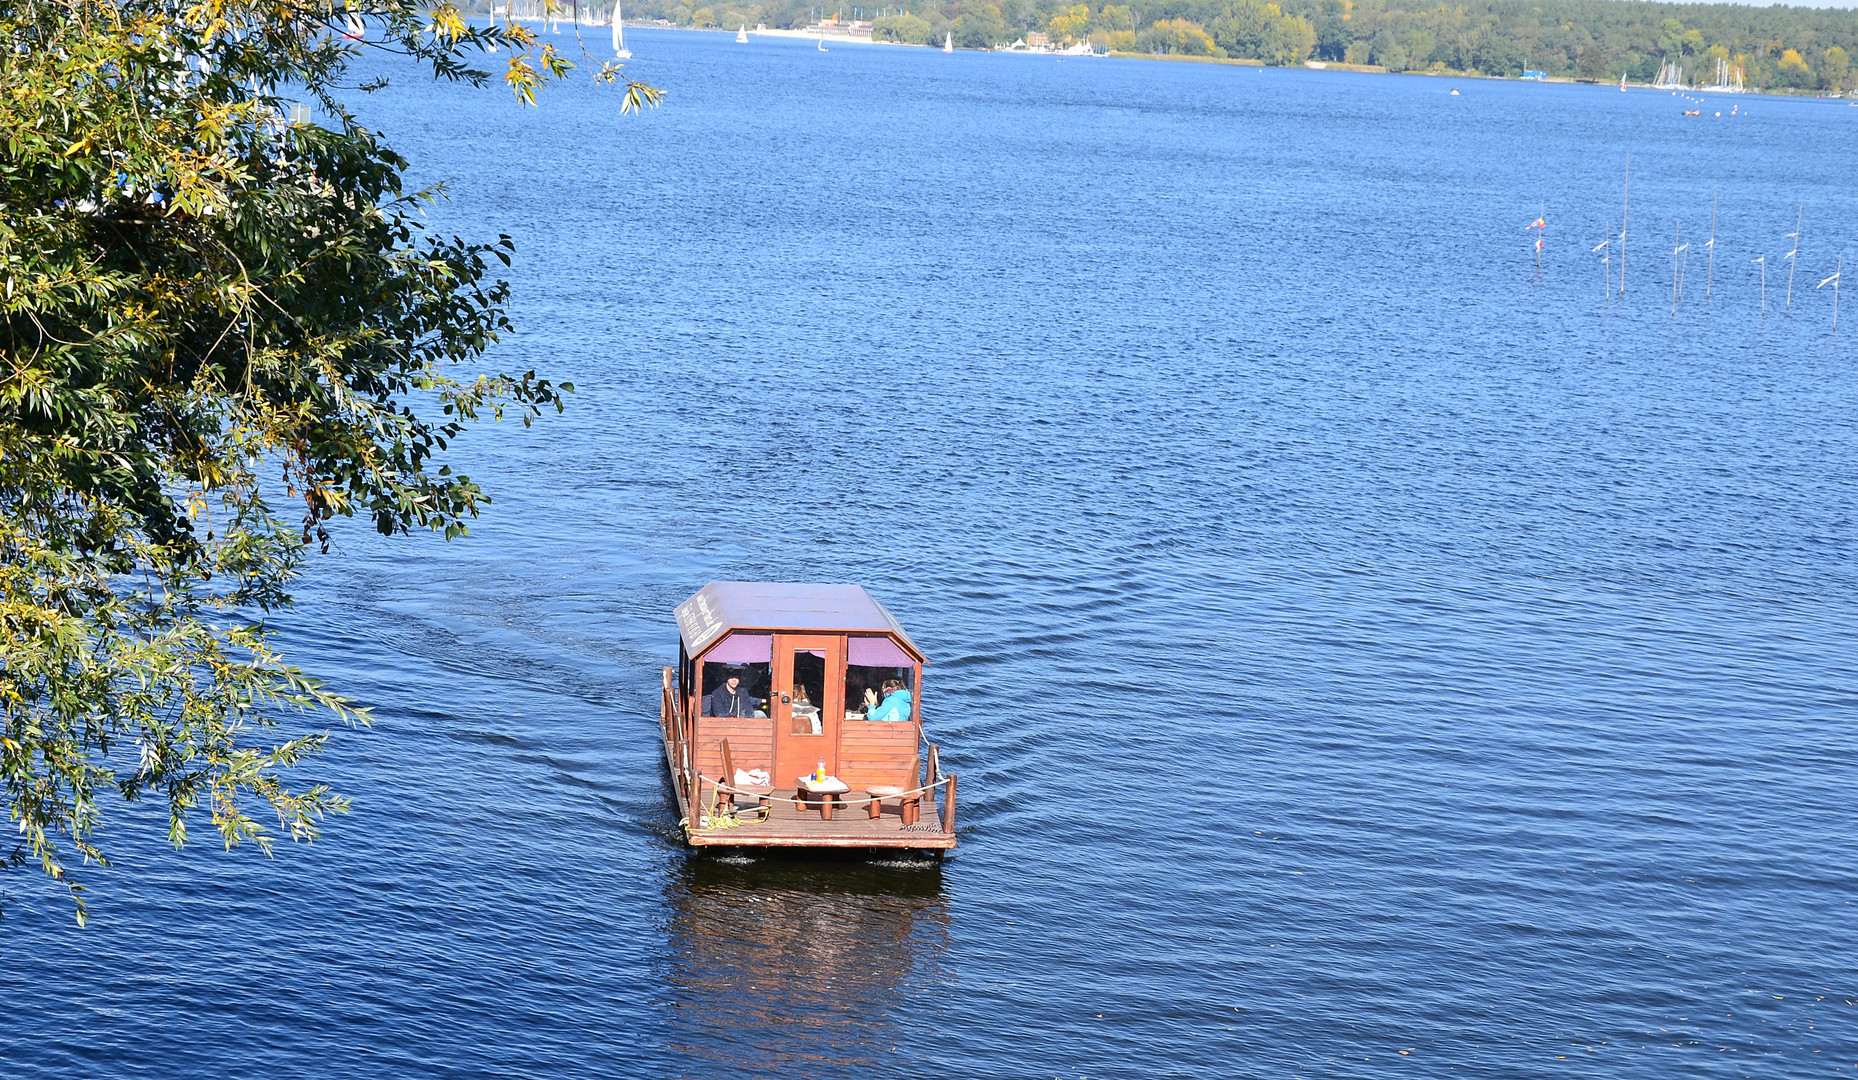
[1449,87,1460,95]
[612,1,631,58]
[737,24,748,43]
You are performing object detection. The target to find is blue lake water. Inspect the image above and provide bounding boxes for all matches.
[5,30,1858,1078]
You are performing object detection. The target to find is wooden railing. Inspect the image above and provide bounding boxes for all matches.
[921,740,955,836]
[662,666,693,803]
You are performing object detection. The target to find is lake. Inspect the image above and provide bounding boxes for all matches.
[3,29,1856,1078]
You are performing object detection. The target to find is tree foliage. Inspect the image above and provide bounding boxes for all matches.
[872,12,932,42]
[0,0,655,922]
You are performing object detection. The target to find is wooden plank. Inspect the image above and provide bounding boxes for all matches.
[839,756,916,769]
[693,715,773,781]
[839,724,918,790]
[840,724,917,742]
[689,833,954,849]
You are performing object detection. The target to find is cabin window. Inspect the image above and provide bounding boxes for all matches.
[846,636,916,723]
[700,632,773,718]
[701,662,771,718]
[788,648,827,735]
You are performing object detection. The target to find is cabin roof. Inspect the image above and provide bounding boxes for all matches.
[676,581,924,662]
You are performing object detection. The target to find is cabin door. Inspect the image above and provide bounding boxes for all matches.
[772,634,842,788]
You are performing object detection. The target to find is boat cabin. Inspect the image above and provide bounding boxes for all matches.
[660,581,956,850]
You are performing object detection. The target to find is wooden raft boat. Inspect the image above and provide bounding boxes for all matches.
[660,581,957,851]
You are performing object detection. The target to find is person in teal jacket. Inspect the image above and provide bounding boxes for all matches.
[863,678,913,722]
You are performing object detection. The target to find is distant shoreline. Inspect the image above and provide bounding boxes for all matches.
[595,21,1853,98]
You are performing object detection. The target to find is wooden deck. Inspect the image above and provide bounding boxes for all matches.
[686,790,955,850]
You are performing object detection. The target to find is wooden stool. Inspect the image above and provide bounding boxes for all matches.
[865,786,903,819]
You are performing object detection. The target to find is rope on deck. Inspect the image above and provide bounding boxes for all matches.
[687,774,952,832]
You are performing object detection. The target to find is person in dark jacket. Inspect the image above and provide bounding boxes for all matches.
[705,674,765,718]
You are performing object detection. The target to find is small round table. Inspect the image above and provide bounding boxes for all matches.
[796,776,850,820]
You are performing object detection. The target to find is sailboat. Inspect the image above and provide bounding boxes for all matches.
[1701,58,1745,93]
[737,24,748,43]
[612,1,630,58]
[818,35,828,51]
[1619,71,1627,92]
[343,11,364,38]
[943,31,953,52]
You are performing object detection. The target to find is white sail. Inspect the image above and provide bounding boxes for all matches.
[1701,58,1745,93]
[943,31,953,52]
[612,1,630,57]
[737,24,748,42]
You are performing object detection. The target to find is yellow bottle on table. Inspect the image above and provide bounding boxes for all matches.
[816,758,826,782]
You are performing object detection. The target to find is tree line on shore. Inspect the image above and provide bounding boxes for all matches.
[506,0,1858,90]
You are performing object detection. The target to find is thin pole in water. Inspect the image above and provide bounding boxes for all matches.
[1672,221,1682,317]
[1595,230,1612,306]
[1679,235,1689,307]
[1753,255,1766,317]
[1786,203,1803,314]
[1620,152,1630,299]
[1705,186,1718,301]
[1819,253,1842,333]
